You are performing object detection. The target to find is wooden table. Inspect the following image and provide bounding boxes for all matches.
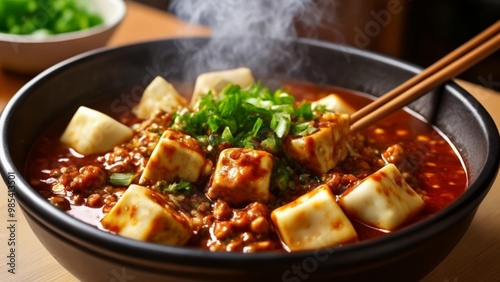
[0,2,499,281]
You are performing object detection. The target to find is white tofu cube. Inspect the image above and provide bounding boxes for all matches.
[206,148,273,206]
[339,163,425,230]
[140,129,212,184]
[134,76,187,119]
[101,184,192,245]
[190,67,255,108]
[271,185,358,251]
[284,113,350,175]
[60,106,133,155]
[312,94,356,115]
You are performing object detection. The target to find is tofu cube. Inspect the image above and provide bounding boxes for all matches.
[338,163,425,230]
[139,129,212,184]
[190,67,255,108]
[206,148,273,206]
[101,184,192,245]
[271,185,358,251]
[312,94,356,115]
[134,76,187,119]
[60,106,133,155]
[284,113,350,175]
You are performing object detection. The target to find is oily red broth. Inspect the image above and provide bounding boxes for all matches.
[25,81,467,251]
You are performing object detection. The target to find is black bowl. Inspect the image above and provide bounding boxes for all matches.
[1,37,498,282]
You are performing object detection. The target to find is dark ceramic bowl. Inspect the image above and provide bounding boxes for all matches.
[1,37,499,282]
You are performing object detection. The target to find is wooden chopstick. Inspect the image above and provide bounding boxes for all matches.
[350,20,500,133]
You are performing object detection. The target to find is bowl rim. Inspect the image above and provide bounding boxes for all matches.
[1,37,499,268]
[0,0,126,44]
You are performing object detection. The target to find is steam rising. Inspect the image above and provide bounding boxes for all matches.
[168,0,338,80]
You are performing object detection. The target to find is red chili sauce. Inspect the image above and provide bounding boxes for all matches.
[25,81,468,252]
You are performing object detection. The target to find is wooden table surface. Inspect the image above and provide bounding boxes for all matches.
[0,1,499,281]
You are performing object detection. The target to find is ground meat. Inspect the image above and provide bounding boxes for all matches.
[213,200,232,220]
[381,143,421,187]
[382,144,405,167]
[86,193,103,208]
[325,173,360,195]
[205,201,280,252]
[52,165,106,193]
[48,196,71,211]
[101,147,135,173]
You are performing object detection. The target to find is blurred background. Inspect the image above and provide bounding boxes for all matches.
[133,0,499,90]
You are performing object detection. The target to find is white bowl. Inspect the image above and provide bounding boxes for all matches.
[0,0,126,74]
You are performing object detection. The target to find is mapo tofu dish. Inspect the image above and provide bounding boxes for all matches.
[26,68,467,252]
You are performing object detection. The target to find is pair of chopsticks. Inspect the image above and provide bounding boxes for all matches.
[350,20,500,133]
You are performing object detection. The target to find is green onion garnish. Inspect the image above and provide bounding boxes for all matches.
[159,180,192,194]
[109,173,134,186]
[168,81,325,190]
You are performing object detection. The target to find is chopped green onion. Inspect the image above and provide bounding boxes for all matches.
[271,104,295,114]
[271,113,291,138]
[221,127,235,143]
[273,159,295,191]
[207,117,221,132]
[0,0,104,35]
[109,173,134,186]
[274,90,295,105]
[314,104,328,113]
[159,180,192,194]
[218,87,241,116]
[298,103,314,120]
[292,122,318,137]
[252,118,263,137]
[238,135,256,149]
[261,135,278,153]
